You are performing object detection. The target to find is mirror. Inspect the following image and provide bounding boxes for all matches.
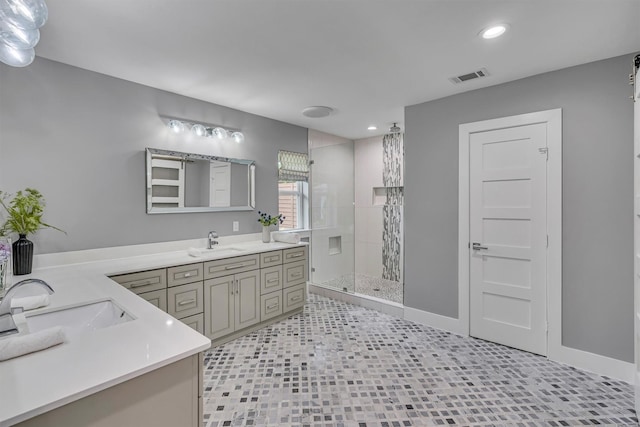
[145,148,256,214]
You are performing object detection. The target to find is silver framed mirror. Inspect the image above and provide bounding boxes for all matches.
[145,148,256,214]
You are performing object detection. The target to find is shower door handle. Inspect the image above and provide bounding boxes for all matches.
[472,242,488,250]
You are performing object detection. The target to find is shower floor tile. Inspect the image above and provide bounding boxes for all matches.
[319,273,404,304]
[202,293,636,427]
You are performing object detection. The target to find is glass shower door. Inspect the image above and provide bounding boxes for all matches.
[309,138,355,293]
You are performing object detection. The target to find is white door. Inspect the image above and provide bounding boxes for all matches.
[469,123,548,355]
[210,161,231,207]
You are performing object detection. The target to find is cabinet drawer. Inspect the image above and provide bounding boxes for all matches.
[283,260,308,288]
[260,265,282,295]
[168,263,204,287]
[139,289,167,312]
[110,268,167,295]
[168,281,204,319]
[260,250,282,268]
[283,283,305,312]
[283,246,307,263]
[260,291,283,322]
[204,254,259,279]
[180,313,204,335]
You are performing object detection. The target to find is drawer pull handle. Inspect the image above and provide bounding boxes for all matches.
[289,253,304,258]
[267,304,279,310]
[178,298,197,306]
[290,295,302,302]
[130,280,154,288]
[183,272,192,278]
[291,272,302,278]
[267,278,279,284]
[225,263,247,270]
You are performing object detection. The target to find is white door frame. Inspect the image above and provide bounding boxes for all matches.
[458,108,562,358]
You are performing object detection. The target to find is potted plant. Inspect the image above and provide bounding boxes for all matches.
[0,188,64,275]
[257,211,285,243]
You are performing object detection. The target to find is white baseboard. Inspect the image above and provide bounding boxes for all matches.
[549,344,635,383]
[403,306,467,336]
[402,307,634,383]
[308,283,404,318]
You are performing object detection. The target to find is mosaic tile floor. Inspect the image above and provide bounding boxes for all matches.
[203,294,636,427]
[320,273,404,304]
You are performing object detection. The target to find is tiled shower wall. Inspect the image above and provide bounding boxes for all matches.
[354,134,404,298]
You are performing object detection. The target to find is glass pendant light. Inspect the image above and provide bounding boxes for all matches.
[0,42,34,66]
[0,20,39,49]
[0,0,48,30]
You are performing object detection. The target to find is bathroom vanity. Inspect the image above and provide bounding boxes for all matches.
[109,245,308,345]
[0,237,308,427]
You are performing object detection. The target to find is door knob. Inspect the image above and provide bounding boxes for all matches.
[472,242,488,250]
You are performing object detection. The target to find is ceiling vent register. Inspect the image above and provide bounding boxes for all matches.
[449,68,490,84]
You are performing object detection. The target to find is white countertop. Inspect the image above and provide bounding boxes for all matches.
[0,238,305,426]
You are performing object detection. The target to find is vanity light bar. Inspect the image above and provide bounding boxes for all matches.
[163,117,244,144]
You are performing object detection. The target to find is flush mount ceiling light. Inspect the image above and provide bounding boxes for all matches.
[0,0,49,67]
[302,106,333,118]
[367,125,377,131]
[480,24,508,39]
[164,118,244,143]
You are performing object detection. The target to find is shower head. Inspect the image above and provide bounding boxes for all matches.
[389,122,401,133]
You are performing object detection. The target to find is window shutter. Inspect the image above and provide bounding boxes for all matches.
[278,150,309,182]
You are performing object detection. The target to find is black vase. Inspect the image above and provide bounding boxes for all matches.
[13,234,33,276]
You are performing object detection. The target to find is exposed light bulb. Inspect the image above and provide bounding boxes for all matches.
[213,127,228,140]
[168,120,185,133]
[191,123,206,137]
[231,131,244,144]
[367,125,377,130]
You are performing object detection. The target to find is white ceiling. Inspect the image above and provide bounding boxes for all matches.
[36,0,640,140]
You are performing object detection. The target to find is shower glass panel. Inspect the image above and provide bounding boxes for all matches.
[309,135,355,293]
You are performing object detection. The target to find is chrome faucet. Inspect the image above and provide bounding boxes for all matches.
[0,278,54,337]
[207,231,219,249]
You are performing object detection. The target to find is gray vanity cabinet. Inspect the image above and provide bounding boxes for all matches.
[203,270,260,340]
[111,245,307,345]
[203,254,261,341]
[110,268,168,312]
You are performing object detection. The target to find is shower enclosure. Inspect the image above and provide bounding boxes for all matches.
[308,129,405,305]
[308,131,355,293]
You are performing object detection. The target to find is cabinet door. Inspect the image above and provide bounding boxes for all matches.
[204,276,235,340]
[235,270,261,331]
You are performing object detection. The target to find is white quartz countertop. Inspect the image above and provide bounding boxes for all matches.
[0,238,306,426]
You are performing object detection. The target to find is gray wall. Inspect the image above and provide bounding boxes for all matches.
[405,53,635,362]
[0,57,308,253]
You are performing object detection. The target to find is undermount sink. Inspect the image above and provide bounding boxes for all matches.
[187,246,244,257]
[25,300,133,339]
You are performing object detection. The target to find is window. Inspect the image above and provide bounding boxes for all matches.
[278,181,308,230]
[277,150,309,231]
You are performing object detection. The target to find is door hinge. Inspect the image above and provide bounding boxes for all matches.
[538,147,548,160]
